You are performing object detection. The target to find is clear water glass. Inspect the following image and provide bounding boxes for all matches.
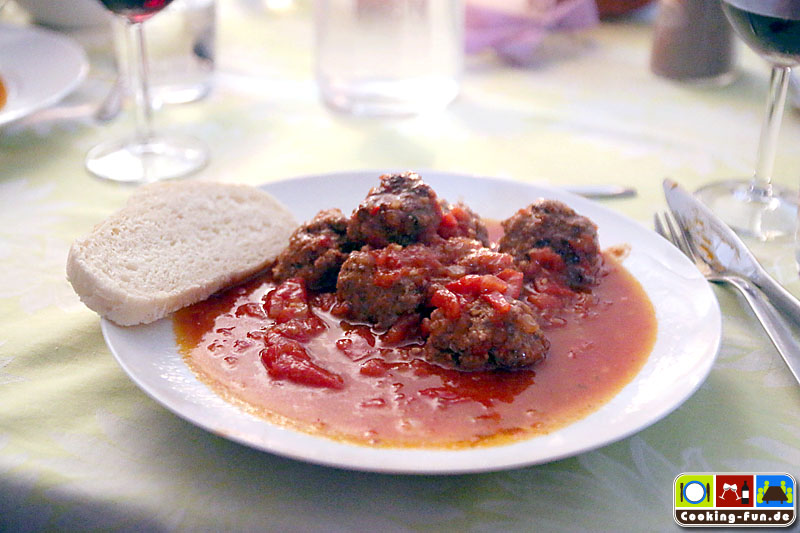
[314,0,464,116]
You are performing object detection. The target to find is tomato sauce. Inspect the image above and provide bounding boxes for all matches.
[174,249,656,449]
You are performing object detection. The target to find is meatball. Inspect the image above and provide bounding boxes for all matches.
[437,201,490,246]
[498,199,601,290]
[347,172,444,248]
[336,243,441,328]
[425,293,549,371]
[273,208,351,291]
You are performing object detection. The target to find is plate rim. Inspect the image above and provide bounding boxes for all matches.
[101,170,722,474]
[0,22,89,126]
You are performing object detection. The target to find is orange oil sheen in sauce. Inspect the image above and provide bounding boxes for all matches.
[0,76,6,110]
[174,251,656,449]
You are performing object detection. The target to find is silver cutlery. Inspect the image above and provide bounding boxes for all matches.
[658,180,800,385]
[663,179,800,326]
[655,210,800,385]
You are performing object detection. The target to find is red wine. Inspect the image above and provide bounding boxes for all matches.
[722,1,800,65]
[98,0,174,23]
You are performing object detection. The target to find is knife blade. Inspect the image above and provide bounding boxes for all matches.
[663,179,800,326]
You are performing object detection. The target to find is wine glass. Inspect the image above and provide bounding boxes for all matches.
[695,0,800,240]
[85,0,208,183]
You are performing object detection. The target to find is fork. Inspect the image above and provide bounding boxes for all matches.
[655,211,800,385]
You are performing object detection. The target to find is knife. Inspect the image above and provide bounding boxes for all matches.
[663,179,800,327]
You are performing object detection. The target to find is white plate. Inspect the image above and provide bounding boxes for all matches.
[102,170,721,474]
[0,23,88,126]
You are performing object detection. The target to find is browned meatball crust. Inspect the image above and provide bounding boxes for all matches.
[273,208,351,291]
[425,297,549,371]
[336,243,440,328]
[347,172,444,248]
[498,199,601,290]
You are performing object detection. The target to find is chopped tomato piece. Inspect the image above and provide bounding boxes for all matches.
[374,270,400,288]
[263,278,314,323]
[446,274,508,296]
[359,358,391,377]
[438,204,483,240]
[526,291,563,310]
[449,205,467,219]
[381,314,421,344]
[533,276,574,297]
[481,291,511,313]
[309,291,337,312]
[270,316,327,342]
[527,247,566,272]
[338,323,376,345]
[430,287,461,320]
[335,332,376,361]
[439,211,458,230]
[235,302,267,319]
[497,269,523,299]
[261,338,344,389]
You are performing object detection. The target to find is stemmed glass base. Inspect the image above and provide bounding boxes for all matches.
[694,59,797,242]
[695,179,798,240]
[85,134,208,183]
[86,14,208,184]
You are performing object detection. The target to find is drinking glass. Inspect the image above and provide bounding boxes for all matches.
[85,0,208,183]
[695,0,800,240]
[314,0,463,116]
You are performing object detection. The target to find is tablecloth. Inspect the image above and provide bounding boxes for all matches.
[1,1,799,531]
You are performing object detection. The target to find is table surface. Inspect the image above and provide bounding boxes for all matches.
[1,1,799,531]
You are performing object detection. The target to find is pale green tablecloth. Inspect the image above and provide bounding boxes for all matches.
[1,2,799,531]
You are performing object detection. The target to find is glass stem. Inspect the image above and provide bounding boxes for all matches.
[125,20,153,144]
[752,65,791,196]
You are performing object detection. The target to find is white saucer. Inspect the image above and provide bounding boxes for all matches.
[0,23,89,127]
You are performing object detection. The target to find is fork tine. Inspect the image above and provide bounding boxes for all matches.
[662,211,679,244]
[668,209,703,263]
[663,210,693,258]
[654,210,698,267]
[670,210,700,259]
[654,213,667,239]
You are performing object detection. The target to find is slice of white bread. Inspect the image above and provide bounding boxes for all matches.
[67,181,297,326]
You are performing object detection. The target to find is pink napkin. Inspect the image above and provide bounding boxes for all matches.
[466,0,599,64]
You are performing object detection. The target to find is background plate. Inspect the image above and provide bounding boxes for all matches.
[0,23,88,126]
[102,170,721,474]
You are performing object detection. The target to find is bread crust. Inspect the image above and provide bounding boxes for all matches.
[67,181,297,326]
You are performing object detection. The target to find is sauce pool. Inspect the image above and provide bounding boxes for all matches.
[174,250,657,449]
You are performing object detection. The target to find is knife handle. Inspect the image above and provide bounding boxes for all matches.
[753,272,800,328]
[726,277,800,386]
